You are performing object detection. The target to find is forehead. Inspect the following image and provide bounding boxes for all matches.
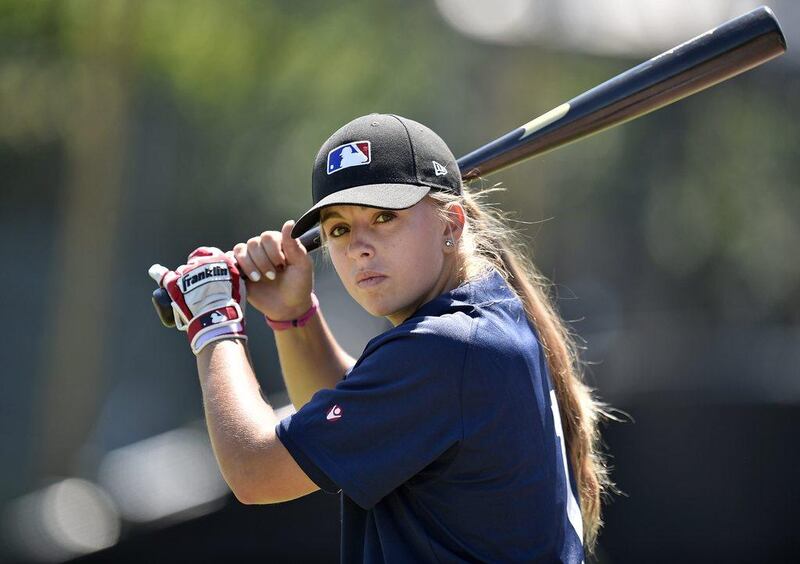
[319,205,388,222]
[319,199,433,223]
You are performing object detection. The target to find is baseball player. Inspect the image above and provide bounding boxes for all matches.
[152,114,612,562]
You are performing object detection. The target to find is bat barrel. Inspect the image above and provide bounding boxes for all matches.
[458,6,786,179]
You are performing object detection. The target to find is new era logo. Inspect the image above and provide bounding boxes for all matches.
[327,141,371,175]
[326,404,343,422]
[432,161,447,176]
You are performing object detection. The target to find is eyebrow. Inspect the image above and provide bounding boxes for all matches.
[320,210,344,223]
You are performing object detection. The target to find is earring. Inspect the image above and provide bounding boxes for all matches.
[445,239,454,247]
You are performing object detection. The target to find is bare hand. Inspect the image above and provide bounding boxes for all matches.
[231,220,314,320]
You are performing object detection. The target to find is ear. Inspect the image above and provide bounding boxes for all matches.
[442,202,466,252]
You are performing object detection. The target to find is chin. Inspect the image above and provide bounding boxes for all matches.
[355,294,402,319]
[361,301,394,318]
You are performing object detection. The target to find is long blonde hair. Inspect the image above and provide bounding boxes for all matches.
[430,186,617,553]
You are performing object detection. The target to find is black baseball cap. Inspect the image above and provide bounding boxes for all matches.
[291,114,462,238]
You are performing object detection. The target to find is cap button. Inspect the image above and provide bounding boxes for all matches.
[371,121,379,127]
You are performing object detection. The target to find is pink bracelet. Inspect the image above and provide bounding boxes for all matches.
[265,293,319,330]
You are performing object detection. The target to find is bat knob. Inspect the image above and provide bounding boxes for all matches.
[148,263,175,327]
[152,287,176,328]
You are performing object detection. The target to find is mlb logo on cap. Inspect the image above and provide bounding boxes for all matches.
[327,141,371,175]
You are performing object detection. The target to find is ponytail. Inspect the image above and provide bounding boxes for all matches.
[431,187,617,553]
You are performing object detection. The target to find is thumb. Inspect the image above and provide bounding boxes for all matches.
[281,220,308,262]
[148,264,169,285]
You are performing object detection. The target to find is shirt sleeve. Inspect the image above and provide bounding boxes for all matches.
[275,328,465,509]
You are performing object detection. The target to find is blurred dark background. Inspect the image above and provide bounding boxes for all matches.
[1,1,798,562]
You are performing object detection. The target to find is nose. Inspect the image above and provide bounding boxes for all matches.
[346,228,375,260]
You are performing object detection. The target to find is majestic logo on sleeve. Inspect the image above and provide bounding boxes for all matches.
[327,141,371,174]
[181,262,230,293]
[326,404,343,422]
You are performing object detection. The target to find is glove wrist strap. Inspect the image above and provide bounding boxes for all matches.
[189,302,247,354]
[192,323,247,355]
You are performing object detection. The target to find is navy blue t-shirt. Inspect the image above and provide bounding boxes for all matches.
[276,270,584,563]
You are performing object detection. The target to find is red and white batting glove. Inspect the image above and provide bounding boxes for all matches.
[151,247,247,354]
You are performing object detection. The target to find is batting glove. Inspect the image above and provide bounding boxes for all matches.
[150,247,247,354]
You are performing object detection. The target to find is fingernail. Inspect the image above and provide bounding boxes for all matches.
[265,271,276,280]
[250,271,261,282]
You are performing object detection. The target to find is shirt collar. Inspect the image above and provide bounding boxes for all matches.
[407,268,517,321]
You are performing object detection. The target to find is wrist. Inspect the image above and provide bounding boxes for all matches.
[266,293,319,330]
[264,294,315,322]
[188,302,247,354]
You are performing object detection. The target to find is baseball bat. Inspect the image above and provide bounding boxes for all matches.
[151,6,786,327]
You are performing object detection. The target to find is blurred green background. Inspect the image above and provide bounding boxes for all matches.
[1,0,798,562]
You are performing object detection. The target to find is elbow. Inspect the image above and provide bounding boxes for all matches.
[228,481,276,505]
[214,430,313,505]
[228,475,310,506]
[227,477,254,505]
[214,434,282,505]
[231,487,264,506]
[225,472,280,505]
[224,461,296,505]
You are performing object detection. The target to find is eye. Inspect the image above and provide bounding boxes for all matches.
[375,212,396,224]
[327,224,349,238]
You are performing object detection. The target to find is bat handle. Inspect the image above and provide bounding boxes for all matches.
[298,225,322,253]
[150,226,323,328]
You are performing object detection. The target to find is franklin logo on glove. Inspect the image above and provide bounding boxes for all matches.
[181,263,230,292]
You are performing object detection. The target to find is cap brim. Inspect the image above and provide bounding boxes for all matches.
[291,184,431,238]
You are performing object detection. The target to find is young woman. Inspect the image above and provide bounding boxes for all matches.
[155,114,613,562]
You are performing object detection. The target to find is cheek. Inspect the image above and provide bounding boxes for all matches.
[327,247,350,284]
[385,222,444,281]
[395,237,441,271]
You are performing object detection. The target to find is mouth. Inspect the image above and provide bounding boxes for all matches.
[355,271,387,288]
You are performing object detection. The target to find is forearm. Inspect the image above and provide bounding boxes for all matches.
[197,339,280,496]
[273,309,355,409]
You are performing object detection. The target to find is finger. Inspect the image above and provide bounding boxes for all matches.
[281,220,307,262]
[247,237,277,280]
[148,264,169,285]
[260,232,287,273]
[223,250,242,276]
[187,246,224,262]
[232,242,260,282]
